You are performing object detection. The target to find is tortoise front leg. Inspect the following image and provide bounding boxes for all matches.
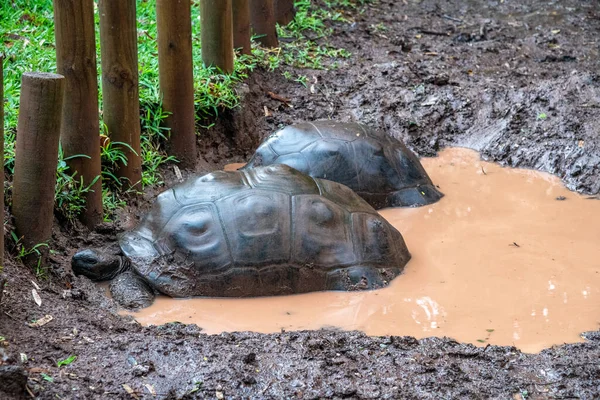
[109,270,155,309]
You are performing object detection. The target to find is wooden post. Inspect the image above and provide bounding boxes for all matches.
[98,0,142,189]
[232,0,252,55]
[156,0,197,169]
[53,0,103,228]
[12,73,65,257]
[0,277,5,307]
[249,0,278,48]
[0,56,4,268]
[275,0,295,25]
[200,0,234,73]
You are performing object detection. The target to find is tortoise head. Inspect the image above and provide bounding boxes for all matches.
[72,247,128,281]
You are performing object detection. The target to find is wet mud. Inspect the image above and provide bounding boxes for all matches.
[260,0,600,195]
[1,0,600,399]
[130,148,600,353]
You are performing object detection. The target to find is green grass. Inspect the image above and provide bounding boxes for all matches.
[56,354,77,367]
[9,230,50,278]
[1,0,371,225]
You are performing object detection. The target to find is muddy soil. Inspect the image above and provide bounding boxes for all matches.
[1,0,600,399]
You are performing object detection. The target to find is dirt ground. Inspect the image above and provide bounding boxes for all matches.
[2,0,600,398]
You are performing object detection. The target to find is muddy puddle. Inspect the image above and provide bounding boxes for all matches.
[123,148,600,353]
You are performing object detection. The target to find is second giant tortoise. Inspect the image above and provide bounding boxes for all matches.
[72,165,411,309]
[243,121,444,209]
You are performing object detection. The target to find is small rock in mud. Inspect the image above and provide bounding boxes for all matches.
[243,352,257,364]
[0,365,28,395]
[425,74,451,86]
[242,375,257,385]
[390,35,412,52]
[132,363,152,376]
[62,288,86,300]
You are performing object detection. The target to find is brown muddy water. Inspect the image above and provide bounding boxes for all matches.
[124,148,600,353]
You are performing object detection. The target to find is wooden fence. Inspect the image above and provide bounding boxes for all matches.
[7,0,295,266]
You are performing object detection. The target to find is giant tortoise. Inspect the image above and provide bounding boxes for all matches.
[242,121,443,209]
[72,165,411,309]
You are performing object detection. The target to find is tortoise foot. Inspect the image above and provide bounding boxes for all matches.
[110,270,155,309]
[327,266,401,291]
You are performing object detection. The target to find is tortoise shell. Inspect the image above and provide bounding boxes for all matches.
[118,164,410,298]
[242,121,444,209]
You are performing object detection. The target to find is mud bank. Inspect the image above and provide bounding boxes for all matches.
[258,0,600,195]
[1,0,600,399]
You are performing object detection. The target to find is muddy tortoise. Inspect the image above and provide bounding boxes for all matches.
[242,121,443,209]
[72,164,411,309]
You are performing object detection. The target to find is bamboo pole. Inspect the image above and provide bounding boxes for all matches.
[200,0,234,73]
[98,0,142,189]
[249,0,278,48]
[275,0,295,25]
[53,0,103,228]
[156,0,197,169]
[233,0,252,55]
[13,73,65,257]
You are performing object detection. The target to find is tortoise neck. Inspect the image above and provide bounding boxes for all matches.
[107,256,130,280]
[118,256,131,274]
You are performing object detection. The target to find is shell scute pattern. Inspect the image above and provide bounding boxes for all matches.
[244,121,444,209]
[115,164,410,298]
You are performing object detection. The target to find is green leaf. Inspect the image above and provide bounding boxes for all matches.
[57,355,77,367]
[63,154,92,161]
[537,113,548,120]
[486,329,495,333]
[41,373,54,382]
